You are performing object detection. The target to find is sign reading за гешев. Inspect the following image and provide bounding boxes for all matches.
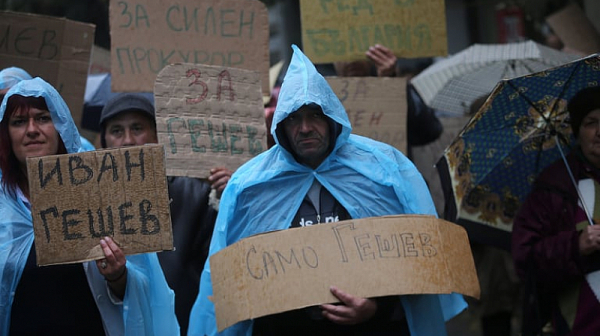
[27,145,173,266]
[154,63,267,178]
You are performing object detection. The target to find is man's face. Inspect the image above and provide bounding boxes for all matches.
[579,109,600,167]
[282,106,330,169]
[104,110,157,148]
[9,107,60,166]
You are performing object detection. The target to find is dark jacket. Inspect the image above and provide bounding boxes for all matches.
[159,176,217,335]
[512,150,600,335]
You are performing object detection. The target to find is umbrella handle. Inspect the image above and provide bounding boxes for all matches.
[555,136,595,225]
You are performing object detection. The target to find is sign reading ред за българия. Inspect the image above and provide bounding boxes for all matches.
[27,144,173,266]
[300,0,447,63]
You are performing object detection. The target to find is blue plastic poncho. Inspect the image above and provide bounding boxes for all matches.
[0,67,32,90]
[0,66,95,152]
[0,78,179,336]
[188,45,467,336]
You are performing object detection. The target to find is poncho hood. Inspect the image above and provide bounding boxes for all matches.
[0,67,32,90]
[0,77,83,154]
[273,45,349,160]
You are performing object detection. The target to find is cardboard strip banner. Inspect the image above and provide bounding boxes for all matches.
[211,215,479,331]
[154,63,267,178]
[27,144,173,266]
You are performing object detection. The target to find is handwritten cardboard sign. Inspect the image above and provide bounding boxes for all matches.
[299,0,447,64]
[154,63,266,178]
[90,45,111,74]
[0,11,94,134]
[327,76,407,153]
[211,215,479,331]
[27,145,173,266]
[547,3,600,56]
[109,0,270,96]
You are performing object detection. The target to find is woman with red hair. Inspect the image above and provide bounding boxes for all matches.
[0,77,179,335]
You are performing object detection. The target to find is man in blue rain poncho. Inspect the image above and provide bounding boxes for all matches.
[0,78,179,335]
[188,45,467,336]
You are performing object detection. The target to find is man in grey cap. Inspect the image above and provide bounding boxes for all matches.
[99,92,231,335]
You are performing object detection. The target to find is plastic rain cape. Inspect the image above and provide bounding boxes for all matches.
[0,67,95,152]
[0,78,179,336]
[0,67,32,90]
[188,45,467,336]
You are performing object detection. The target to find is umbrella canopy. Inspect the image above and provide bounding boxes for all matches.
[412,40,581,115]
[438,53,600,250]
[81,73,154,132]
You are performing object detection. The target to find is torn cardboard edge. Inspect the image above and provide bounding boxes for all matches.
[211,214,479,331]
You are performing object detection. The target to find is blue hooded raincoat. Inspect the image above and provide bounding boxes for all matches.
[0,67,95,151]
[0,78,179,335]
[188,45,467,336]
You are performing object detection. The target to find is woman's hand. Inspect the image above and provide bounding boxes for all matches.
[208,167,233,199]
[320,286,377,325]
[96,236,127,299]
[579,224,600,255]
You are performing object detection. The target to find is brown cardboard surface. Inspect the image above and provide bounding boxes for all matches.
[26,145,173,266]
[90,45,111,74]
[547,3,600,56]
[211,215,479,331]
[327,76,407,153]
[154,63,267,178]
[0,11,94,132]
[299,0,447,64]
[109,0,270,96]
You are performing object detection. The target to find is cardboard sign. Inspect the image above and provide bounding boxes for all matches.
[154,63,266,178]
[547,3,600,56]
[90,45,111,74]
[211,215,478,331]
[327,77,407,153]
[27,145,173,266]
[0,11,94,133]
[299,0,447,64]
[109,0,270,96]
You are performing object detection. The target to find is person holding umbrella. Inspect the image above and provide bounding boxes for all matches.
[513,86,600,335]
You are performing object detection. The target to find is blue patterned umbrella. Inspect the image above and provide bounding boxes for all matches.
[438,53,600,250]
